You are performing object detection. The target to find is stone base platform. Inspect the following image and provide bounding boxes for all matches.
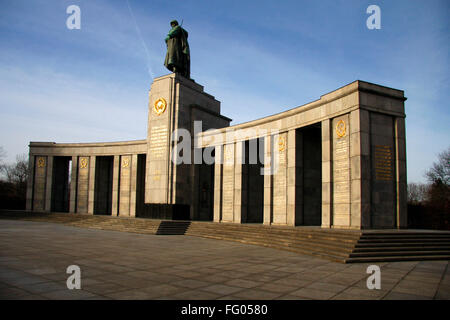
[1,210,449,263]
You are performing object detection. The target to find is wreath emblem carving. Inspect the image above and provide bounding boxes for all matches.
[336,120,346,138]
[278,136,286,152]
[37,157,45,168]
[80,158,88,169]
[153,98,167,116]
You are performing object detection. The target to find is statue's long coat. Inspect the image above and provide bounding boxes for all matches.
[164,26,190,78]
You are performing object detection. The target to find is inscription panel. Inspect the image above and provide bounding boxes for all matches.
[221,144,235,222]
[332,115,351,226]
[149,125,169,159]
[333,138,350,203]
[273,134,287,224]
[374,145,393,181]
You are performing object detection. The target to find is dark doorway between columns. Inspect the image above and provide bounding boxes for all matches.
[51,156,71,212]
[135,154,190,220]
[296,124,322,226]
[243,138,264,223]
[197,147,215,221]
[94,156,113,215]
[136,154,146,217]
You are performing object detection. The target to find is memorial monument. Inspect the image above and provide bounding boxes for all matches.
[25,21,407,229]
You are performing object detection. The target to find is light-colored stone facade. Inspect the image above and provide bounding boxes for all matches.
[27,75,407,229]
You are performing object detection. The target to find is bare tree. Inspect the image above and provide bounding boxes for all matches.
[425,146,450,186]
[0,146,6,176]
[407,182,429,204]
[3,154,29,185]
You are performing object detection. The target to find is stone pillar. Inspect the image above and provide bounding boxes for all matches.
[287,130,296,226]
[234,141,244,223]
[321,119,332,228]
[395,117,407,228]
[221,143,235,222]
[130,154,138,217]
[25,155,35,211]
[69,156,78,213]
[349,110,362,229]
[76,156,90,214]
[263,135,272,225]
[146,76,174,204]
[44,156,53,212]
[296,132,304,225]
[331,115,352,228]
[119,155,132,217]
[111,155,120,216]
[33,156,47,211]
[272,133,288,225]
[213,145,223,222]
[87,156,96,215]
[354,110,371,228]
[369,113,396,228]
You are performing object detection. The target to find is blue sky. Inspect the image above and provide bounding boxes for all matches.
[0,0,448,183]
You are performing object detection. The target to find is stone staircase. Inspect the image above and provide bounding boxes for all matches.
[346,232,450,263]
[156,221,191,235]
[1,210,449,263]
[186,222,360,263]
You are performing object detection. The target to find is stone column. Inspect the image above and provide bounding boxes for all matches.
[213,145,223,222]
[111,155,120,216]
[25,155,35,211]
[349,110,362,229]
[146,76,174,204]
[321,119,332,228]
[33,156,47,211]
[287,130,296,226]
[351,110,371,228]
[69,156,78,213]
[44,156,53,212]
[233,141,245,223]
[87,156,96,215]
[332,115,352,228]
[119,155,132,217]
[263,135,272,225]
[395,117,407,228]
[221,143,235,223]
[76,156,90,214]
[272,133,288,225]
[129,154,138,217]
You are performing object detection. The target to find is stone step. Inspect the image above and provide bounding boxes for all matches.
[353,246,450,252]
[355,242,450,248]
[349,250,450,258]
[186,229,357,245]
[186,229,356,254]
[190,232,354,256]
[360,234,450,239]
[345,255,450,263]
[156,221,191,235]
[188,225,360,242]
[190,233,348,263]
[2,211,449,264]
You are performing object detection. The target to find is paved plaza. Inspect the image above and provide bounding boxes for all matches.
[0,219,448,300]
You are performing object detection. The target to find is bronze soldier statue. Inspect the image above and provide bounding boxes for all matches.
[164,20,190,79]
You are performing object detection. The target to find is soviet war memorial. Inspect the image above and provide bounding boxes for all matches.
[0,1,449,306]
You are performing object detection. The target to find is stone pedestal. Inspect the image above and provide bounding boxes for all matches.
[145,73,231,216]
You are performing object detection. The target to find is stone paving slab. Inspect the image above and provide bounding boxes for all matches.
[0,219,448,300]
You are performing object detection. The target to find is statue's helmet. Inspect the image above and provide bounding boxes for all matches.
[170,20,179,27]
